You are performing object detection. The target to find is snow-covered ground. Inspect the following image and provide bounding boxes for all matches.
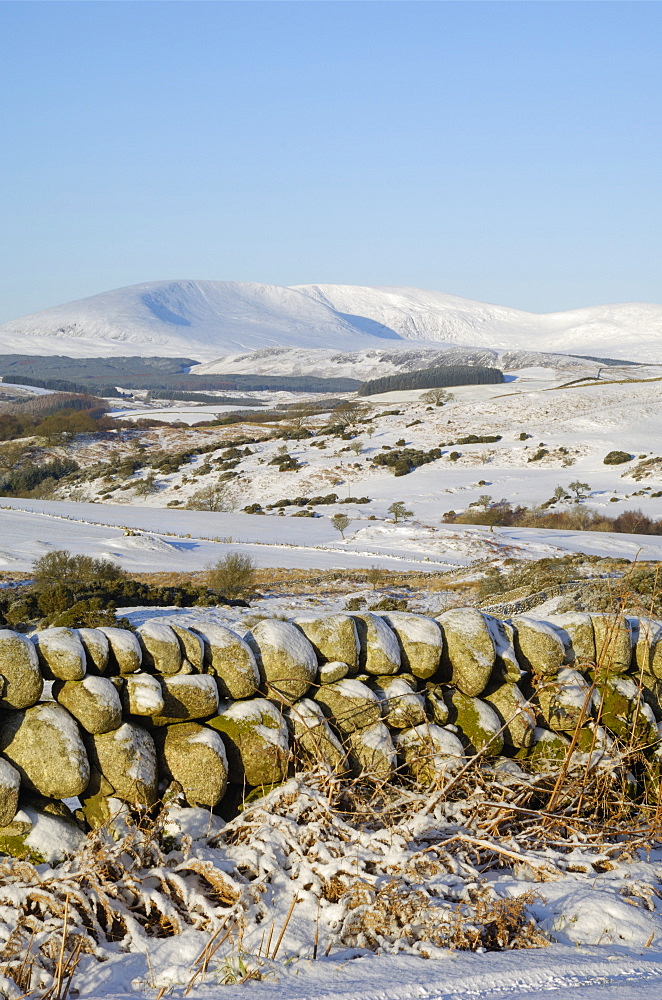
[2,499,662,577]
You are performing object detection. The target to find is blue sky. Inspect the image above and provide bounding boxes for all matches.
[0,0,660,322]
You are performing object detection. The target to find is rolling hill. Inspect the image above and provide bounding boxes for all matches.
[0,279,660,364]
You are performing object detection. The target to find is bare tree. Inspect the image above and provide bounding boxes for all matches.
[186,481,231,511]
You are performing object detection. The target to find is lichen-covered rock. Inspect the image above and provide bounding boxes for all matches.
[537,668,596,733]
[77,628,110,674]
[78,790,125,831]
[594,675,658,742]
[548,613,596,668]
[351,613,400,675]
[287,698,347,772]
[319,661,349,684]
[86,722,157,806]
[150,675,219,726]
[590,614,634,675]
[121,673,165,717]
[485,617,522,683]
[635,618,662,679]
[425,685,450,726]
[137,621,182,675]
[0,759,20,827]
[396,724,465,784]
[0,704,89,798]
[99,627,142,675]
[348,722,396,781]
[207,698,289,786]
[517,727,570,770]
[377,612,442,679]
[437,608,495,696]
[511,616,569,675]
[314,678,381,735]
[444,689,504,753]
[33,628,86,681]
[483,682,536,748]
[372,675,426,729]
[0,810,35,861]
[246,620,317,701]
[155,722,228,808]
[53,676,122,734]
[189,624,259,699]
[0,631,43,709]
[293,614,360,671]
[170,624,205,672]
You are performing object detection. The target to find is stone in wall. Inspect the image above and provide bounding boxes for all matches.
[137,621,183,675]
[246,619,318,702]
[53,676,122,735]
[293,614,360,672]
[351,613,401,676]
[99,627,143,675]
[0,704,89,798]
[0,630,43,709]
[156,722,228,808]
[314,678,382,735]
[377,612,442,680]
[189,624,259,699]
[76,628,110,674]
[33,628,86,681]
[437,608,495,696]
[208,697,289,786]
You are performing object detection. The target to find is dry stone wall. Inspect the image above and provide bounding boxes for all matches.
[0,607,661,855]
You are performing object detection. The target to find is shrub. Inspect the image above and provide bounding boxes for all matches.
[206,553,257,599]
[371,447,441,476]
[33,550,126,588]
[604,450,632,465]
[185,482,231,511]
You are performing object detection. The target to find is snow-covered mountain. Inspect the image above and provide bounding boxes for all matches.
[0,279,660,363]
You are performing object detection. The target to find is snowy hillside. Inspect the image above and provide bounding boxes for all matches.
[295,284,662,363]
[0,281,395,360]
[1,278,661,363]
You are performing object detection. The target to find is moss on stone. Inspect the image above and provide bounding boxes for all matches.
[443,689,504,754]
[208,698,290,786]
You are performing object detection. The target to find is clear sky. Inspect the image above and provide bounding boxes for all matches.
[0,0,660,322]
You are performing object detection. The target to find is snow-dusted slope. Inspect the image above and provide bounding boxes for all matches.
[0,281,398,360]
[294,284,662,362]
[1,279,661,363]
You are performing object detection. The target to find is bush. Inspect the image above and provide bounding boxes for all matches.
[604,450,632,465]
[33,550,126,587]
[0,458,79,496]
[371,447,441,476]
[206,553,257,599]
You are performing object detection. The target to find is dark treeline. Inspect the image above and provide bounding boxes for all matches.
[0,356,361,394]
[148,390,264,406]
[5,376,123,397]
[358,365,504,396]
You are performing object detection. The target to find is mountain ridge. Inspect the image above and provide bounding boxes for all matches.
[0,279,660,363]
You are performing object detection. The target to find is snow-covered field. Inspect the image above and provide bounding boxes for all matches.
[2,499,662,578]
